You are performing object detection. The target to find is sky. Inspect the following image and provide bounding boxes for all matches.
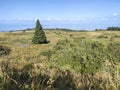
[0,0,120,30]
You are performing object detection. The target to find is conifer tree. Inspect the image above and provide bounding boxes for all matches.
[32,19,47,44]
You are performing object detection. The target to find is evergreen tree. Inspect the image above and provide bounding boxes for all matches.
[32,19,47,44]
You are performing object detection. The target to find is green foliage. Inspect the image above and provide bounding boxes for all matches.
[32,19,47,44]
[107,27,120,31]
[107,42,120,63]
[110,35,115,41]
[0,30,120,89]
[114,34,120,38]
[1,37,120,89]
[22,30,26,33]
[97,34,108,38]
[48,39,106,73]
[38,38,120,89]
[95,29,105,31]
[40,39,120,74]
[40,50,54,60]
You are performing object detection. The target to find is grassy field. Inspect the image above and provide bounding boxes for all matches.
[0,30,120,90]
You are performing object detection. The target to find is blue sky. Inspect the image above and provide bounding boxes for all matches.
[0,0,120,30]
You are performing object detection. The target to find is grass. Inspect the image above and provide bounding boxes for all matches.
[0,29,120,90]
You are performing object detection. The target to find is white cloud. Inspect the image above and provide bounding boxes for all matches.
[113,13,119,16]
[45,18,52,21]
[45,18,65,21]
[45,18,60,21]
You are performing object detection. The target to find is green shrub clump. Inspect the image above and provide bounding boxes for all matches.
[40,39,120,74]
[0,45,11,56]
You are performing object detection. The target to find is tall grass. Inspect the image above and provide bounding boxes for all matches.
[40,38,120,89]
[0,30,120,89]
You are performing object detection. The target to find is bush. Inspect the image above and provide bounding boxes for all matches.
[107,27,120,31]
[114,35,120,38]
[0,45,11,56]
[53,70,76,90]
[38,38,120,89]
[97,34,108,38]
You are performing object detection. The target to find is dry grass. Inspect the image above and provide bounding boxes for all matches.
[0,30,120,89]
[0,30,120,61]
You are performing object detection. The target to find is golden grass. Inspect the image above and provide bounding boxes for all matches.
[0,30,120,62]
[0,30,120,89]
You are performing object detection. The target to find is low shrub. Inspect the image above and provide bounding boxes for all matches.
[114,35,120,38]
[97,34,108,38]
[0,45,11,56]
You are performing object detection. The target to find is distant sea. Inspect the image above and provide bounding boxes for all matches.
[0,23,35,32]
[0,20,112,32]
[0,23,86,32]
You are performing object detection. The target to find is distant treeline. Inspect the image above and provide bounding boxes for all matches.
[7,27,120,32]
[45,28,76,31]
[106,27,120,31]
[21,27,120,31]
[95,27,120,31]
[44,28,88,32]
